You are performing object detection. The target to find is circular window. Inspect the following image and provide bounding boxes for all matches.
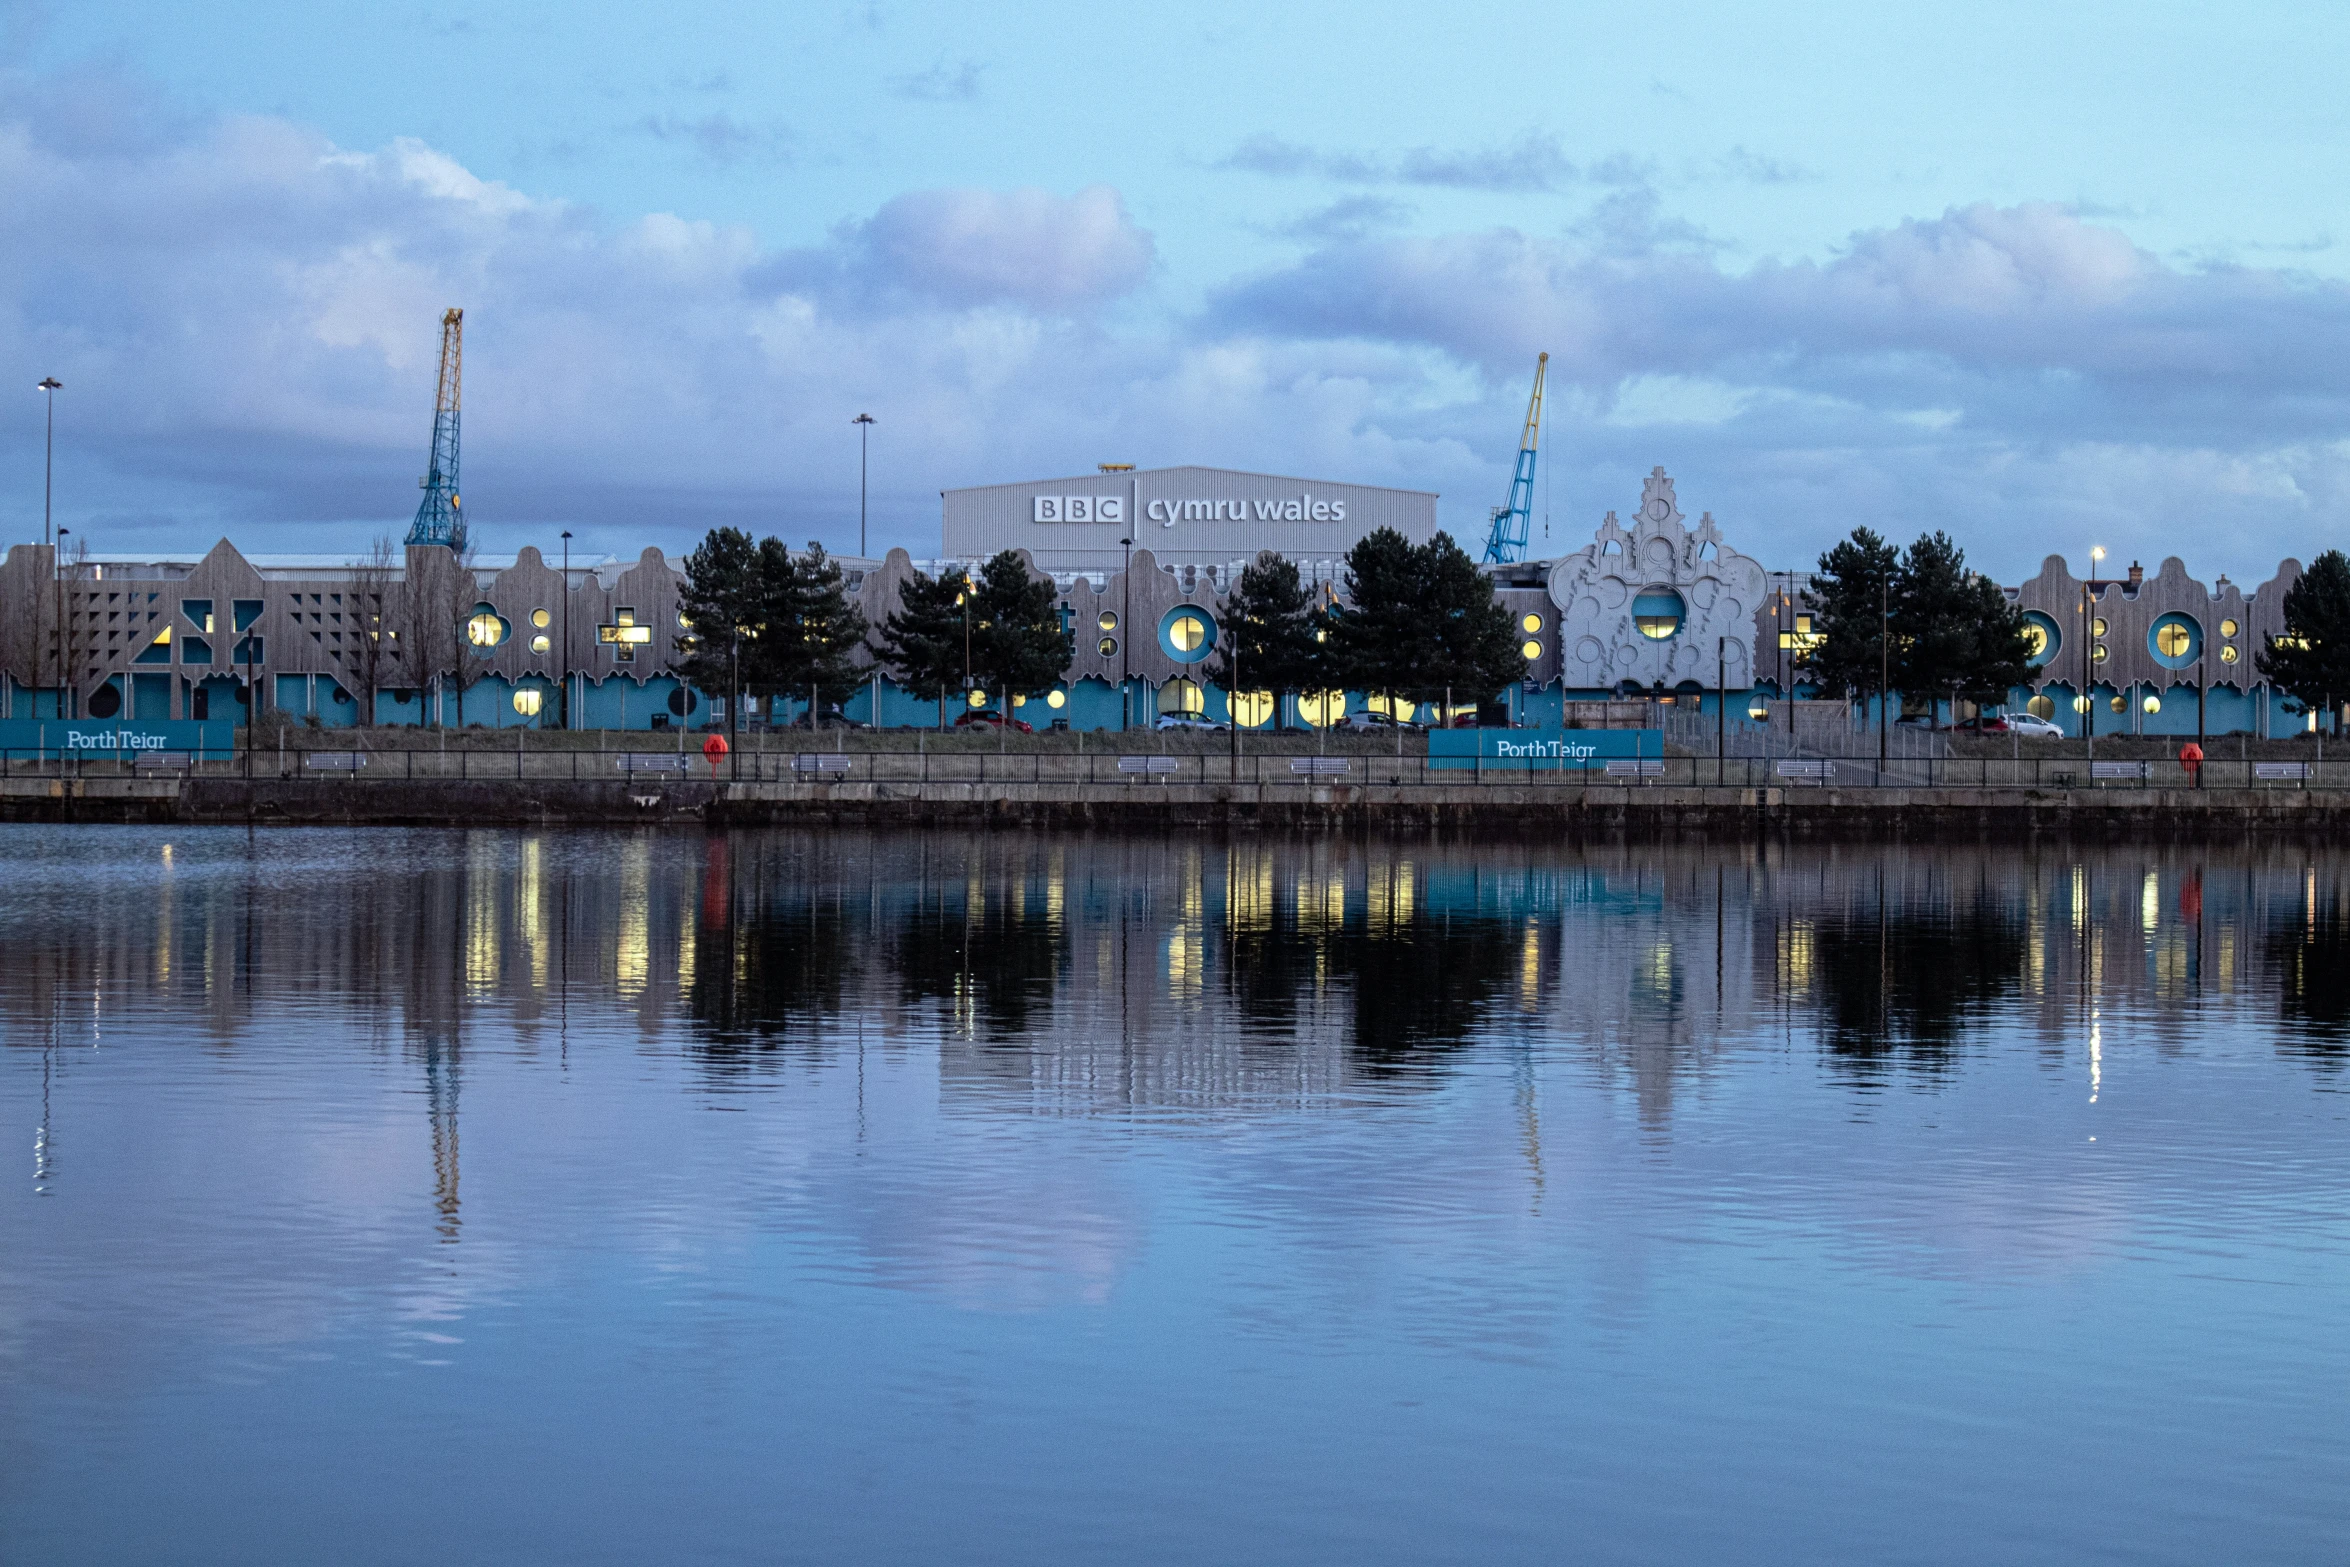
[2143,695,2162,714]
[331,686,351,705]
[531,609,551,629]
[1521,640,1543,661]
[1521,613,1544,634]
[2093,644,2108,663]
[1159,606,1216,664]
[1632,588,1684,640]
[1158,676,1204,716]
[2092,617,2108,637]
[2149,613,2200,668]
[513,688,543,717]
[1098,612,1118,632]
[666,688,698,716]
[1297,691,1345,728]
[2073,694,2093,713]
[87,683,121,718]
[531,634,551,654]
[1046,689,1067,709]
[1098,636,1118,657]
[2109,694,2126,713]
[2220,618,2239,637]
[2221,646,2240,664]
[465,604,509,648]
[1230,690,1274,728]
[2021,612,2062,667]
[967,689,987,707]
[677,611,692,631]
[2027,695,2055,719]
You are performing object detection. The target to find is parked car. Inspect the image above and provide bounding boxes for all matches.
[2005,713,2064,738]
[1337,712,1413,733]
[954,710,1033,733]
[787,709,869,730]
[1954,716,2010,733]
[1155,714,1229,733]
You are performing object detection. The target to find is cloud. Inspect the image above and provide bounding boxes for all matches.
[4,72,2350,581]
[634,111,790,167]
[890,58,984,102]
[1218,130,1585,194]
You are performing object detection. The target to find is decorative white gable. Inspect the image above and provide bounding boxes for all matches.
[1545,468,1767,689]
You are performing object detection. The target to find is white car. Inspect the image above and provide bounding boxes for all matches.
[1154,715,1229,733]
[2005,713,2064,738]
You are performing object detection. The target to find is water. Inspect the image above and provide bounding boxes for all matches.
[5,827,2349,1565]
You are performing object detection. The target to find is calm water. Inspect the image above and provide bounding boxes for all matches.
[4,827,2349,1565]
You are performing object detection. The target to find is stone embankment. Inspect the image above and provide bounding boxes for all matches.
[7,772,2350,838]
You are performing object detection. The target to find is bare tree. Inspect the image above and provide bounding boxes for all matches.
[392,542,477,728]
[59,535,91,718]
[349,535,398,726]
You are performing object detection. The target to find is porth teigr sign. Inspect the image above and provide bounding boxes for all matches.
[1427,729,1660,769]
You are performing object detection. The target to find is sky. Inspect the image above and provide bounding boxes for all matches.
[2,0,2348,582]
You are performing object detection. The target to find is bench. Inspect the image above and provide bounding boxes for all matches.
[1603,758,1665,780]
[1775,759,1836,783]
[2091,761,2149,783]
[303,751,368,772]
[133,751,194,772]
[1118,755,1180,776]
[1289,757,1351,777]
[616,753,689,775]
[2256,761,2311,784]
[790,753,853,776]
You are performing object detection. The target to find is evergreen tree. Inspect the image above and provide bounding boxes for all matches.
[2258,549,2350,722]
[1802,527,1900,701]
[1206,552,1322,717]
[760,543,869,702]
[968,550,1071,700]
[1892,531,2033,722]
[878,564,972,727]
[1414,531,1525,713]
[678,527,768,700]
[1327,527,1430,709]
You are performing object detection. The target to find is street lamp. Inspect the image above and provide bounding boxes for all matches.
[54,527,69,720]
[2084,545,2107,760]
[38,377,60,711]
[852,413,875,559]
[560,529,573,730]
[1120,535,1133,731]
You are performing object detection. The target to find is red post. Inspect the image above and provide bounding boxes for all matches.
[702,732,729,778]
[2179,740,2203,790]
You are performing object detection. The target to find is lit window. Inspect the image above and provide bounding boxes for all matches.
[531,634,550,654]
[182,600,214,633]
[2221,646,2239,664]
[2109,694,2126,713]
[1099,612,1118,631]
[1230,690,1274,727]
[1633,588,1684,640]
[1297,691,1345,727]
[1011,693,1026,707]
[2143,695,2161,714]
[1521,613,1543,634]
[1158,677,1204,716]
[969,689,987,707]
[2220,619,2239,637]
[1099,636,1118,656]
[2154,620,2194,658]
[532,609,551,628]
[512,688,543,717]
[677,611,692,630]
[2028,695,2055,719]
[2093,644,2108,662]
[2092,618,2108,637]
[1169,613,1206,652]
[466,604,508,648]
[599,608,652,664]
[1521,640,1543,661]
[1046,689,1067,709]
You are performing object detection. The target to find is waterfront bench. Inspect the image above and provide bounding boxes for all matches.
[1289,757,1351,777]
[1604,758,1665,781]
[2091,761,2150,784]
[616,753,689,775]
[133,751,193,772]
[790,753,853,776]
[1776,759,1836,784]
[303,751,368,772]
[1118,755,1181,777]
[2256,761,2312,785]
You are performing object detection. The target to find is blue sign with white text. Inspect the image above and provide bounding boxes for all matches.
[1427,728,1661,769]
[0,720,241,760]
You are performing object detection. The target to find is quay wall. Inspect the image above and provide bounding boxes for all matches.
[6,775,2350,840]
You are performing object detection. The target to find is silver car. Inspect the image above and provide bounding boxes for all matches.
[2005,713,2065,738]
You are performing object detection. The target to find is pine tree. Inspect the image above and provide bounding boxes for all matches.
[878,564,971,727]
[1892,532,2031,722]
[1327,527,1430,711]
[1207,552,1322,719]
[2258,549,2350,722]
[678,527,767,701]
[1415,531,1524,713]
[1802,528,1899,702]
[968,550,1070,701]
[760,543,869,704]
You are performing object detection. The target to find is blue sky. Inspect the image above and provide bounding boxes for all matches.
[4,0,2348,580]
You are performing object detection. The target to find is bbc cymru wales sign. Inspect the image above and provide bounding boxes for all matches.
[0,720,239,759]
[1427,729,1660,769]
[1032,495,1125,522]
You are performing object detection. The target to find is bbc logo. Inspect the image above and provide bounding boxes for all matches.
[1033,495,1124,523]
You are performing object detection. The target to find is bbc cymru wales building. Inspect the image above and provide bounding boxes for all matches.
[0,463,2320,736]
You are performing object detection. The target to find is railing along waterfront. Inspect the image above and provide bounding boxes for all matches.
[7,739,2350,793]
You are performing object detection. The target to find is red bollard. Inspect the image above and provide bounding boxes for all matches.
[2179,740,2203,789]
[703,732,729,778]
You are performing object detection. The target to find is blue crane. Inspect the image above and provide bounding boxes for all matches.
[1481,352,1548,564]
[405,307,467,550]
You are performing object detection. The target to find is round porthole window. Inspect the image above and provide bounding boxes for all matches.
[1521,613,1544,634]
[1632,588,1684,640]
[2220,618,2239,637]
[1098,612,1118,632]
[2022,613,2062,666]
[1098,636,1118,657]
[1159,606,1216,664]
[2149,613,2200,668]
[1046,689,1067,709]
[513,689,543,717]
[465,604,509,648]
[531,608,551,629]
[1521,640,1543,661]
[666,688,698,716]
[87,684,121,718]
[2221,646,2240,664]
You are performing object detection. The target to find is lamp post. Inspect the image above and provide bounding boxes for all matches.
[1878,569,1889,769]
[38,377,61,710]
[1717,635,1727,787]
[560,529,573,730]
[1120,535,1133,732]
[852,413,875,559]
[2084,545,2106,762]
[53,527,67,721]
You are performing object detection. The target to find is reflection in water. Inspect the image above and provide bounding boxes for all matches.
[2265,868,2350,1062]
[1803,878,2030,1077]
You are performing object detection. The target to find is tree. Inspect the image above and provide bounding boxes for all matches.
[1802,527,1900,702]
[1326,527,1428,710]
[967,550,1070,701]
[1208,551,1324,722]
[1414,530,1524,712]
[2258,549,2350,726]
[878,564,971,728]
[392,539,478,728]
[1891,531,2034,723]
[348,535,397,725]
[677,527,767,702]
[763,543,870,715]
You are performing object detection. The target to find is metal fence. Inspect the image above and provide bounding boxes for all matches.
[7,742,2347,792]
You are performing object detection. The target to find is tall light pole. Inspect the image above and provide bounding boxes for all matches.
[852,413,875,559]
[54,526,68,720]
[1120,535,1133,732]
[1878,568,1889,769]
[38,378,61,712]
[560,529,573,729]
[2085,545,2106,761]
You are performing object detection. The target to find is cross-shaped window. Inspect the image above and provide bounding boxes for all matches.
[599,607,652,664]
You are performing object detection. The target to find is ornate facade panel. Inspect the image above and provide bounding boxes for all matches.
[1545,468,1766,691]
